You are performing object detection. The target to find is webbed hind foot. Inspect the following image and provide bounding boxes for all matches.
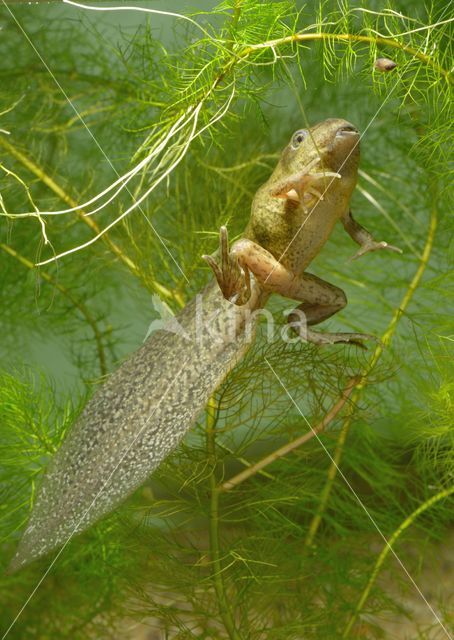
[303,328,379,350]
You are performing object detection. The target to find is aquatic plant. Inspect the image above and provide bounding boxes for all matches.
[0,1,452,637]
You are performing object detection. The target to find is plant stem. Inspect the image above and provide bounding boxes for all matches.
[243,32,453,84]
[206,397,242,640]
[231,1,241,33]
[220,377,358,492]
[0,136,182,304]
[0,242,108,376]
[0,137,137,271]
[305,188,438,549]
[342,485,454,637]
[212,27,451,107]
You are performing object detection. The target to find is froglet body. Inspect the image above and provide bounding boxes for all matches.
[10,118,401,571]
[204,118,401,345]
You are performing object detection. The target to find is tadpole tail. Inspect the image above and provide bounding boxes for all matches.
[9,281,264,572]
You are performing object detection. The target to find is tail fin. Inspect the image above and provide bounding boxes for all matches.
[9,281,261,571]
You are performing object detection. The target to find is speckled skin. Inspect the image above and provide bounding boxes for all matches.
[244,118,360,273]
[11,119,400,570]
[9,281,266,571]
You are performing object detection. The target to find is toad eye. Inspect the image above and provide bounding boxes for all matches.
[291,129,308,149]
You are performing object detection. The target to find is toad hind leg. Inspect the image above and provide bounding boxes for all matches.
[285,275,377,348]
[229,238,377,348]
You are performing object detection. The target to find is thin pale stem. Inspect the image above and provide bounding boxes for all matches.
[242,32,453,84]
[305,187,438,549]
[206,397,242,640]
[0,136,138,273]
[343,485,454,637]
[0,136,181,303]
[220,377,358,492]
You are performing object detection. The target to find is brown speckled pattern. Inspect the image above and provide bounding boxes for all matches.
[11,118,361,570]
[10,281,265,570]
[245,118,360,274]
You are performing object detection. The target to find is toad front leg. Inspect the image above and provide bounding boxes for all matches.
[270,162,341,211]
[342,210,402,260]
[207,230,376,348]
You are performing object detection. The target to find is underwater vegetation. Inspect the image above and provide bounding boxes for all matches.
[0,0,452,638]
